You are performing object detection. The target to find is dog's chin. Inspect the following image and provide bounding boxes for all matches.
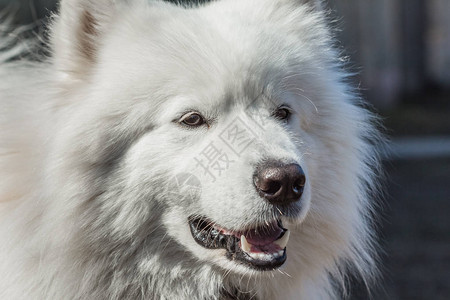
[188,216,291,271]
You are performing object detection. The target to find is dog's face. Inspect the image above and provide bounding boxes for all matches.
[49,0,377,282]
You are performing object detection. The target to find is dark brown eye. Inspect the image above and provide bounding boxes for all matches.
[273,107,291,121]
[180,112,205,127]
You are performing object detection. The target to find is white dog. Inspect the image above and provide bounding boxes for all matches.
[0,0,382,299]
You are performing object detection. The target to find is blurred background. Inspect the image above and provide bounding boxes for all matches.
[1,0,449,299]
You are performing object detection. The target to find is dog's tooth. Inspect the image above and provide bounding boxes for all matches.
[274,230,290,249]
[240,235,251,253]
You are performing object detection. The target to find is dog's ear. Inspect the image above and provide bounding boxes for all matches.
[51,0,117,83]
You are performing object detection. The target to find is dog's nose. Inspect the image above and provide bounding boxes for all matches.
[253,162,306,205]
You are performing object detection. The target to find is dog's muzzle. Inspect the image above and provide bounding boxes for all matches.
[187,161,305,271]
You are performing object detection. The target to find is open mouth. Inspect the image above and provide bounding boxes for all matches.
[188,216,289,271]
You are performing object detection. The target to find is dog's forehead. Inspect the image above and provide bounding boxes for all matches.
[106,5,290,81]
[95,2,322,117]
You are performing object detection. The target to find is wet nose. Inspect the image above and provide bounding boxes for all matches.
[253,162,306,205]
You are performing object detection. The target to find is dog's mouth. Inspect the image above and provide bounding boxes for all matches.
[188,216,289,271]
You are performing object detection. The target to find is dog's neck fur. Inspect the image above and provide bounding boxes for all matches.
[62,225,261,300]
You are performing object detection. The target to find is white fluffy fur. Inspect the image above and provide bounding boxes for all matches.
[0,0,382,299]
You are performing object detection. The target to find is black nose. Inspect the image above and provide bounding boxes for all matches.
[253,162,306,205]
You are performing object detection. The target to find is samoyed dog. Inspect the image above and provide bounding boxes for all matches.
[0,0,382,299]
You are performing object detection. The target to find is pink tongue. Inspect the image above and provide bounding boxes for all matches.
[243,224,283,246]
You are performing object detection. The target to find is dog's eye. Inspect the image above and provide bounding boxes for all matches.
[273,107,291,121]
[180,112,206,127]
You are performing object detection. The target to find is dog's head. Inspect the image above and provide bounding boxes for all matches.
[48,0,380,291]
